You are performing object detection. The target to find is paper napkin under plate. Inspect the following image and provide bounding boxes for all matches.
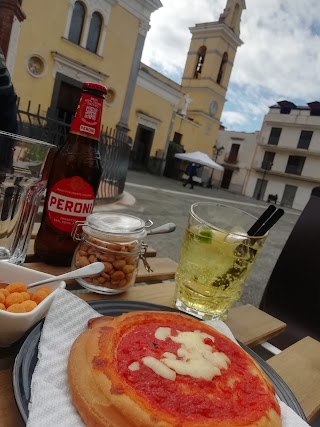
[26,289,310,427]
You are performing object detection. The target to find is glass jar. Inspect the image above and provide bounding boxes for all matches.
[71,212,152,294]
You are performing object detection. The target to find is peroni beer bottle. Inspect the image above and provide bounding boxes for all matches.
[34,82,107,266]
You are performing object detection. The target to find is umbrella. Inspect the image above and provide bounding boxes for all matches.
[174,151,224,171]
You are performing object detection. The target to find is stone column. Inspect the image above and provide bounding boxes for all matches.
[81,12,92,48]
[0,0,26,57]
[160,106,179,175]
[117,20,150,133]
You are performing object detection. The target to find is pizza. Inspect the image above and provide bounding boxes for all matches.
[68,311,281,427]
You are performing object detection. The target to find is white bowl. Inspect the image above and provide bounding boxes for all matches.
[0,263,66,347]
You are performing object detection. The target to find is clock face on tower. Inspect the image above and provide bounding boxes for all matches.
[209,100,218,117]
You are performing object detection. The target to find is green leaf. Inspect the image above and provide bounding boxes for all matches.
[196,229,213,243]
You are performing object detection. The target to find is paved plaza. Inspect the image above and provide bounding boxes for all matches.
[99,170,300,309]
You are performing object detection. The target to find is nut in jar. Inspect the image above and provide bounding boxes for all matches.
[71,213,152,294]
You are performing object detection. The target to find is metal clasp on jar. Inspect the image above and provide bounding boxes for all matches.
[140,243,153,272]
[71,221,85,242]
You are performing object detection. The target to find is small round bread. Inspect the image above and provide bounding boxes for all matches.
[68,311,281,427]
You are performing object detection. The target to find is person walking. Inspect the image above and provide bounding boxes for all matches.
[183,163,199,189]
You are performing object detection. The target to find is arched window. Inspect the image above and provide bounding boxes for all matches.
[86,12,103,53]
[193,45,207,79]
[68,1,85,45]
[217,52,228,85]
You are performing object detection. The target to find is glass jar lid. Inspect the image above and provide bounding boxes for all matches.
[82,212,147,241]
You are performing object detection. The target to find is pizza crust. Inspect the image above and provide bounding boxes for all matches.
[68,311,282,427]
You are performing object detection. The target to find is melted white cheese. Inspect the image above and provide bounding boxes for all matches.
[142,356,176,381]
[155,327,171,341]
[160,328,230,381]
[128,361,140,371]
[127,328,230,382]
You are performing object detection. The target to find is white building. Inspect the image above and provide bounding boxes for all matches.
[213,129,258,193]
[244,101,320,211]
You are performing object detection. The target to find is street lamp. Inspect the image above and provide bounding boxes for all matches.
[206,145,224,188]
[257,160,273,200]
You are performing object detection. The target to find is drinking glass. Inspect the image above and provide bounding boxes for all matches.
[0,131,55,264]
[175,202,267,321]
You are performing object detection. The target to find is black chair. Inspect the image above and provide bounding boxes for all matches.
[259,191,320,350]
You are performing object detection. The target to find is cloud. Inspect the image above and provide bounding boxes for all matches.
[141,0,320,131]
[221,111,247,127]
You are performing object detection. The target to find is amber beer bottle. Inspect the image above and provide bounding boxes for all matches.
[34,82,107,266]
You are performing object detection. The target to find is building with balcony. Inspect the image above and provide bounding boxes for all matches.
[213,129,258,192]
[244,100,320,210]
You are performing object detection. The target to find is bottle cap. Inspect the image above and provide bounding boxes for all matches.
[83,82,107,94]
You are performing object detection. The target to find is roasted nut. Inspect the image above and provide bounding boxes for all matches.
[106,243,122,251]
[78,256,90,267]
[73,237,140,290]
[111,271,125,281]
[112,259,126,270]
[88,254,97,263]
[123,264,135,274]
[103,262,113,272]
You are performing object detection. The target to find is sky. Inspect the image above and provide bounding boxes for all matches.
[141,0,320,133]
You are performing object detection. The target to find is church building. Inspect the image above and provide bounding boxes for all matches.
[1,0,246,174]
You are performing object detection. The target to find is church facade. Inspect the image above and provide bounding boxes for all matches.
[2,0,246,173]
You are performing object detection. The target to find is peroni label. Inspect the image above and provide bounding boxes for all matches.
[70,93,103,140]
[47,176,95,232]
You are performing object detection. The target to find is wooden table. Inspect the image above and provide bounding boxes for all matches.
[2,238,320,426]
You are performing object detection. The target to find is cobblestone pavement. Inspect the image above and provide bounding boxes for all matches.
[117,170,300,309]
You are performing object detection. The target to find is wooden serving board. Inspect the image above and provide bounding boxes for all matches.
[23,257,178,286]
[268,336,320,421]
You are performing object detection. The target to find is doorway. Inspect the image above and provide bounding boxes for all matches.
[131,124,155,169]
[221,169,233,189]
[56,82,82,123]
[50,73,82,123]
[253,178,267,200]
[281,185,297,208]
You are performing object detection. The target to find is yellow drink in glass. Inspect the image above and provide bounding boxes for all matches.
[175,203,267,320]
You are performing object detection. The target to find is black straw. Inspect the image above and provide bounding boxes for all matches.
[247,205,277,236]
[252,208,284,236]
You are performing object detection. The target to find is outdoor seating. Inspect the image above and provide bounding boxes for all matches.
[259,192,320,350]
[3,220,320,425]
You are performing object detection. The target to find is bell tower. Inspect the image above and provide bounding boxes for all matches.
[179,0,246,151]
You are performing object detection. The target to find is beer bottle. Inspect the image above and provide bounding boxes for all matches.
[34,82,107,266]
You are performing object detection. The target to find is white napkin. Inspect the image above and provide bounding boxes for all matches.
[26,289,310,427]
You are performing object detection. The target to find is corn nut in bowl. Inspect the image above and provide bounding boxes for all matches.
[71,213,151,294]
[0,262,66,347]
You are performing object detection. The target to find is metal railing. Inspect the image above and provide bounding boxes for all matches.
[16,99,132,200]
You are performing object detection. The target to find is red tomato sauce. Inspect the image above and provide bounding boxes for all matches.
[116,322,279,423]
